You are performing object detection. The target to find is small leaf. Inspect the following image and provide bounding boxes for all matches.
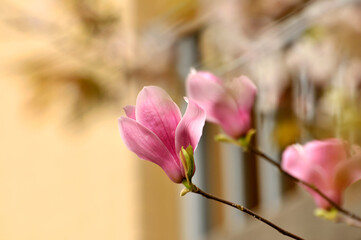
[180,188,191,196]
[214,134,239,145]
[314,208,338,221]
[238,129,256,150]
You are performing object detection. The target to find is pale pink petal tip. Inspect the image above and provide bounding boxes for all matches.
[123,105,136,120]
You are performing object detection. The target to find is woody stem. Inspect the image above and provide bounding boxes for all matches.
[249,146,361,223]
[190,185,304,240]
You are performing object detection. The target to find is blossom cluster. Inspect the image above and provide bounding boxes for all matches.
[118,69,361,211]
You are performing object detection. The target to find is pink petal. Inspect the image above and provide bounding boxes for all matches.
[228,76,257,111]
[192,70,223,84]
[304,139,348,180]
[186,71,254,138]
[333,154,361,192]
[135,86,181,158]
[124,105,136,120]
[215,108,251,138]
[186,70,237,124]
[175,99,206,155]
[118,117,183,183]
[282,145,326,188]
[282,145,332,208]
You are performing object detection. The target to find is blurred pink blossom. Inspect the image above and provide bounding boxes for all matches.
[282,139,361,209]
[186,70,257,138]
[118,86,205,183]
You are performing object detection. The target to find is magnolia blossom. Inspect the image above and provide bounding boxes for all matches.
[282,139,361,209]
[118,86,205,183]
[186,70,257,138]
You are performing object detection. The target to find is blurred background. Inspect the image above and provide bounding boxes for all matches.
[1,0,361,239]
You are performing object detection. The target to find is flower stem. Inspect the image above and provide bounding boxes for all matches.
[249,146,361,223]
[190,184,304,240]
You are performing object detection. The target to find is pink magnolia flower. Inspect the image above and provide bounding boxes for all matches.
[282,139,361,209]
[186,70,257,138]
[118,86,206,183]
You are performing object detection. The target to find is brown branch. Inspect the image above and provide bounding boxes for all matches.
[190,185,304,240]
[249,146,361,223]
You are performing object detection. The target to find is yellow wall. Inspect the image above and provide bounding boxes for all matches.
[0,73,144,240]
[0,2,141,238]
[0,1,195,239]
[0,77,181,240]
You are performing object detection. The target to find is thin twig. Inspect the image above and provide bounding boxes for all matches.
[249,146,361,223]
[190,184,304,240]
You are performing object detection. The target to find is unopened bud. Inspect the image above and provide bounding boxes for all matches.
[179,145,195,184]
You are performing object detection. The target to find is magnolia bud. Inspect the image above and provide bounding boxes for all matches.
[179,145,195,184]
